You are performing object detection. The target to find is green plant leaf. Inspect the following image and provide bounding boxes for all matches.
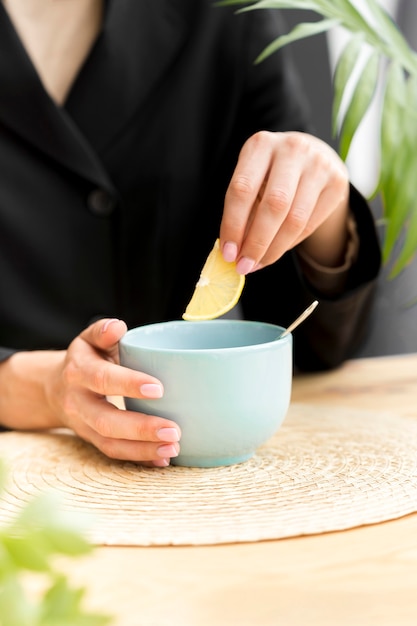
[379,61,407,190]
[40,576,112,626]
[40,527,92,557]
[365,0,417,71]
[338,49,380,160]
[0,577,38,626]
[14,490,93,539]
[0,540,14,577]
[13,491,65,529]
[0,468,114,626]
[389,205,417,278]
[1,534,51,572]
[331,0,380,41]
[380,71,417,267]
[383,74,417,275]
[255,18,339,64]
[332,35,365,136]
[381,147,414,264]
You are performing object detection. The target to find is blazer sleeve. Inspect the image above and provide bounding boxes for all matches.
[0,347,18,363]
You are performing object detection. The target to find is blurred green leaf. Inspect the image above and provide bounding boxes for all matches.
[0,469,113,626]
[389,205,417,278]
[255,18,339,64]
[40,527,92,557]
[40,576,112,626]
[13,491,67,529]
[339,50,380,160]
[366,0,417,71]
[385,74,417,275]
[381,145,414,264]
[379,61,407,190]
[0,578,38,626]
[376,65,406,229]
[2,534,51,572]
[381,70,417,267]
[332,0,380,43]
[13,491,93,547]
[381,200,406,265]
[332,35,364,136]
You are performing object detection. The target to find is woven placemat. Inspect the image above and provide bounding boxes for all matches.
[0,403,417,546]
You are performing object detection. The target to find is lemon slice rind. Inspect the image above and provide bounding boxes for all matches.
[182,239,245,321]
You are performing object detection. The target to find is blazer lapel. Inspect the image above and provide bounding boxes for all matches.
[0,0,192,188]
[64,0,192,154]
[0,3,114,191]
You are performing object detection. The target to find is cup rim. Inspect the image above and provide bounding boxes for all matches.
[119,319,292,354]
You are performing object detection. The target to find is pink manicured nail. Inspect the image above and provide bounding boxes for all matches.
[140,383,163,398]
[152,459,170,467]
[223,241,238,263]
[236,257,255,275]
[157,428,180,443]
[101,318,120,333]
[157,444,178,458]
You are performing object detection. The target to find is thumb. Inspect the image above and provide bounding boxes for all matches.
[80,318,128,352]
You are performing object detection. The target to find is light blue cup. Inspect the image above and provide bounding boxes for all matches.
[119,320,292,468]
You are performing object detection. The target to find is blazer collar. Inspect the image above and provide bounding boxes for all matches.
[65,0,193,153]
[0,0,192,187]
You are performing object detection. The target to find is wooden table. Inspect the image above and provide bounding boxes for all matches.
[63,353,417,626]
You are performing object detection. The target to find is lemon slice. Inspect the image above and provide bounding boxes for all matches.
[183,239,245,321]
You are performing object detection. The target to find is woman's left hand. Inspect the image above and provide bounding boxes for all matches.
[220,131,350,273]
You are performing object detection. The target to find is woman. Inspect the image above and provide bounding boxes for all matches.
[0,0,380,465]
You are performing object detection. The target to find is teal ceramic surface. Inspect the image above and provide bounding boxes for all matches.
[119,320,292,468]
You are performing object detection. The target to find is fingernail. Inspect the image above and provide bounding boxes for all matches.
[157,427,180,443]
[223,241,238,263]
[152,459,170,467]
[101,318,120,333]
[236,257,255,275]
[157,444,178,458]
[140,383,163,398]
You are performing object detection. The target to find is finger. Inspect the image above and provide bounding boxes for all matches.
[77,418,181,463]
[253,170,323,268]
[288,188,351,268]
[68,320,164,398]
[97,435,180,463]
[66,350,165,400]
[220,131,274,259]
[234,156,303,273]
[80,318,128,362]
[86,398,181,443]
[67,398,181,461]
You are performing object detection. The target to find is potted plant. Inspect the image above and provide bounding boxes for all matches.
[219,0,417,282]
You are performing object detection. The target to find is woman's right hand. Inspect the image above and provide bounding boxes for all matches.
[0,318,181,466]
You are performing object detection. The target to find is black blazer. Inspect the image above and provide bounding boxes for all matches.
[0,1,380,371]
